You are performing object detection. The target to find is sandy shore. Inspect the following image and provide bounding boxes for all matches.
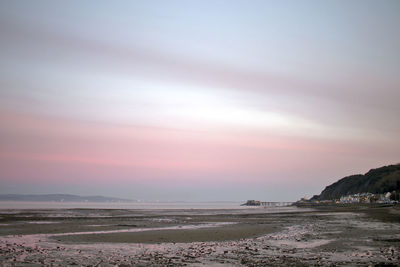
[0,205,399,266]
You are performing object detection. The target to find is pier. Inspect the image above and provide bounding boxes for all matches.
[260,202,293,207]
[241,200,294,207]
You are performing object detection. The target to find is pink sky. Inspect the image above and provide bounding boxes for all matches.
[0,1,399,201]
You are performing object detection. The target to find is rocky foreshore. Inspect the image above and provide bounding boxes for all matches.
[0,206,399,266]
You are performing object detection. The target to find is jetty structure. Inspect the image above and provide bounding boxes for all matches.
[241,200,293,207]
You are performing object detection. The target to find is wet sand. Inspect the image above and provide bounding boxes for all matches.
[0,205,399,266]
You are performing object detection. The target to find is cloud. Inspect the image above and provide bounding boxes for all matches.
[2,19,399,138]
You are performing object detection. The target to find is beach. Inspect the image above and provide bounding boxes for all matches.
[0,204,399,266]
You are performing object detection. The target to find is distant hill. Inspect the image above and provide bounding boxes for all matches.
[312,164,400,200]
[0,194,135,203]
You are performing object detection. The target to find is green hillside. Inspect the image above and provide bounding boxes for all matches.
[312,164,400,200]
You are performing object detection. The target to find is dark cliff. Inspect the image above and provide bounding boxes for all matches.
[312,164,400,200]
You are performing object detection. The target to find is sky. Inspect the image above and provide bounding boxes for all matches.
[0,1,399,201]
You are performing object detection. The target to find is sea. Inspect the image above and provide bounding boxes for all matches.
[0,201,300,213]
[0,201,245,210]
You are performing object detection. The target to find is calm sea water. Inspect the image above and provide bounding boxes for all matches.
[0,201,299,213]
[0,201,247,210]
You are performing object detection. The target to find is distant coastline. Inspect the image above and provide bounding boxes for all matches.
[0,194,135,203]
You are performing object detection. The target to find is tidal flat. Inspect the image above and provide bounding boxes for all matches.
[0,205,399,266]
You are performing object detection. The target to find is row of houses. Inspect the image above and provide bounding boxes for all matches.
[338,192,392,204]
[300,192,397,205]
